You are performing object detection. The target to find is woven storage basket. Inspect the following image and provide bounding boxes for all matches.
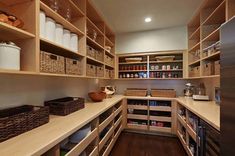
[96,66,104,77]
[86,46,95,59]
[214,60,220,75]
[125,88,147,97]
[65,58,82,75]
[0,105,49,142]
[40,51,65,74]
[96,51,104,62]
[45,97,85,116]
[104,55,114,66]
[203,62,214,76]
[151,89,176,98]
[86,64,96,77]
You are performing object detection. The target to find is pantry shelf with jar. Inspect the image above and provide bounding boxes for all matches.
[117,50,185,80]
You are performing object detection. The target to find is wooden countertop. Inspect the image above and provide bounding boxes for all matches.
[0,95,220,156]
[177,97,220,131]
[0,95,123,156]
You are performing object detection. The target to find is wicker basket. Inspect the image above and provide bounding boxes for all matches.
[203,62,214,76]
[96,66,104,77]
[125,88,147,97]
[96,50,104,62]
[65,58,82,75]
[86,64,96,77]
[45,97,85,116]
[86,46,95,59]
[214,60,220,75]
[151,89,176,98]
[0,105,49,142]
[40,51,65,74]
[104,55,114,66]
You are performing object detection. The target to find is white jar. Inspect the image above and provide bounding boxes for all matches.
[45,17,56,42]
[63,29,71,49]
[70,33,78,52]
[39,11,46,38]
[0,42,21,70]
[55,23,63,45]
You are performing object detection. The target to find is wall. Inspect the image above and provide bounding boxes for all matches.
[116,26,187,53]
[0,75,107,109]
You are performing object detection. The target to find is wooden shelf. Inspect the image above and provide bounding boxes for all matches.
[105,37,114,47]
[105,50,115,58]
[149,126,171,133]
[99,126,114,151]
[202,27,220,42]
[177,114,187,128]
[149,106,171,112]
[149,116,172,122]
[87,17,104,36]
[126,124,148,130]
[201,75,220,78]
[99,114,114,133]
[201,51,220,61]
[0,69,37,75]
[188,42,200,52]
[117,78,185,80]
[177,130,186,146]
[149,69,183,72]
[0,22,35,40]
[149,60,183,64]
[40,38,85,58]
[105,64,115,69]
[127,105,148,110]
[40,1,84,36]
[119,70,147,72]
[87,56,104,66]
[186,124,197,142]
[119,61,148,65]
[69,0,85,16]
[188,59,200,66]
[188,27,200,40]
[87,36,104,50]
[39,72,84,78]
[127,114,148,120]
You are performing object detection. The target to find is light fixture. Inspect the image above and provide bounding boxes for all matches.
[145,17,152,23]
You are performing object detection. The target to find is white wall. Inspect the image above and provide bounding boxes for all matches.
[116,26,187,53]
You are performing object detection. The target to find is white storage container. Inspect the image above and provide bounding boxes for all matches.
[63,29,71,49]
[45,17,56,42]
[55,23,63,45]
[39,11,46,38]
[0,42,21,70]
[70,33,78,52]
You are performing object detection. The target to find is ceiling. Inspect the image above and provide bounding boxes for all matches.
[91,0,203,33]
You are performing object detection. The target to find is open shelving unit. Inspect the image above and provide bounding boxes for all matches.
[187,0,235,79]
[0,0,116,79]
[117,50,186,80]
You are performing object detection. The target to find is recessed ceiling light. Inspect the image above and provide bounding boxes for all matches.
[145,17,152,23]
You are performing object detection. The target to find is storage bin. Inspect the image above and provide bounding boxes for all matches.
[105,55,114,66]
[214,60,220,75]
[151,89,176,98]
[45,17,56,42]
[69,124,91,143]
[96,66,104,77]
[0,105,49,142]
[40,51,65,74]
[0,42,21,70]
[44,97,85,116]
[86,64,96,77]
[65,58,82,75]
[55,23,63,45]
[63,29,71,49]
[96,50,104,62]
[125,88,147,97]
[70,33,78,52]
[86,46,95,59]
[40,10,46,38]
[189,66,200,77]
[203,62,214,76]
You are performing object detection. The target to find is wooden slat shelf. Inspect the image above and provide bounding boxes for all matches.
[40,1,84,36]
[188,27,200,40]
[0,70,37,75]
[149,69,183,72]
[188,59,200,66]
[39,72,85,78]
[105,37,114,47]
[114,116,122,130]
[202,27,220,42]
[40,38,85,58]
[149,60,183,64]
[86,56,104,66]
[99,126,114,151]
[0,22,35,40]
[149,106,171,112]
[114,106,122,117]
[177,114,187,128]
[149,126,171,133]
[105,64,115,69]
[127,114,148,120]
[102,138,114,156]
[149,116,172,122]
[126,124,148,130]
[188,42,200,52]
[186,124,197,142]
[201,51,220,61]
[87,17,104,36]
[99,114,114,133]
[89,147,99,156]
[105,50,115,58]
[177,131,186,146]
[119,61,148,65]
[127,105,148,110]
[119,70,147,72]
[87,36,104,50]
[69,0,85,17]
[117,78,185,80]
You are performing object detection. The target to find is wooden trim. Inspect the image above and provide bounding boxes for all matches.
[99,114,114,133]
[114,106,123,117]
[99,126,114,151]
[127,114,148,120]
[186,124,197,142]
[116,50,185,57]
[149,106,171,112]
[114,115,122,130]
[89,146,98,156]
[102,138,114,156]
[149,116,172,122]
[177,114,187,128]
[126,124,148,130]
[65,128,98,156]
[149,126,172,133]
[128,105,148,110]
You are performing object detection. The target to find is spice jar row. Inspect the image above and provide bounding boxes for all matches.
[149,72,181,78]
[119,72,148,78]
[119,65,147,71]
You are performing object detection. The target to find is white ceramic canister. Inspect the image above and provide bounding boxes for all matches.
[45,17,56,42]
[70,33,78,52]
[0,42,21,70]
[55,23,63,45]
[39,10,46,38]
[63,29,71,49]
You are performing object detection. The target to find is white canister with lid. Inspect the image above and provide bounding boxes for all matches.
[63,29,71,49]
[45,17,56,42]
[40,11,46,38]
[0,42,21,70]
[55,23,63,45]
[70,33,78,52]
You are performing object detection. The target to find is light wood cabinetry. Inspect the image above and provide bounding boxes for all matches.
[187,0,235,79]
[117,51,186,80]
[0,0,115,79]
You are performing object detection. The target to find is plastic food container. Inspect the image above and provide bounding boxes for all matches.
[39,11,46,38]
[45,17,56,42]
[55,23,63,45]
[70,33,78,52]
[0,42,21,70]
[63,29,71,49]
